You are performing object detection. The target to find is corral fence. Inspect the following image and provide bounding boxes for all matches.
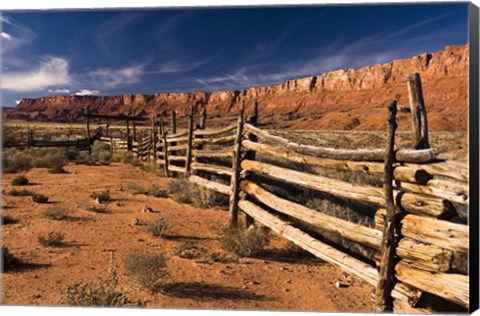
[96,73,469,313]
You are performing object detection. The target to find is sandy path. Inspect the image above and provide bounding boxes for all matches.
[1,163,373,311]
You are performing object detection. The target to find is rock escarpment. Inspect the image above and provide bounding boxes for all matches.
[8,44,468,131]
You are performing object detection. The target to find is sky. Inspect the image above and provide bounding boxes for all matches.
[0,3,469,108]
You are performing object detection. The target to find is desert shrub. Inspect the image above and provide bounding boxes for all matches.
[147,184,168,198]
[2,149,32,173]
[147,218,168,237]
[86,206,110,214]
[30,147,66,168]
[2,246,18,271]
[8,189,34,196]
[32,194,49,203]
[167,178,226,208]
[124,252,168,289]
[175,243,202,259]
[221,226,270,258]
[74,151,96,166]
[38,231,65,247]
[91,141,112,165]
[124,182,147,195]
[48,164,68,174]
[112,151,141,166]
[43,205,70,220]
[90,190,110,203]
[67,252,132,307]
[11,175,30,186]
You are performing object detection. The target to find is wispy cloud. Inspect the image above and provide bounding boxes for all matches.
[88,64,145,89]
[0,15,36,54]
[2,57,72,92]
[75,89,99,96]
[48,88,71,94]
[1,32,12,40]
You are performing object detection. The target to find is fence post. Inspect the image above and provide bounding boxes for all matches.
[244,100,258,227]
[200,106,207,130]
[161,120,170,177]
[374,95,400,312]
[171,111,177,134]
[152,115,157,164]
[229,101,245,227]
[185,106,195,177]
[126,118,131,152]
[407,73,430,149]
[85,107,92,154]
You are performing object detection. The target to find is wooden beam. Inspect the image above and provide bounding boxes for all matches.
[229,101,245,227]
[185,106,195,176]
[192,149,233,158]
[171,110,177,134]
[407,73,430,149]
[189,175,230,195]
[194,123,237,136]
[191,162,233,176]
[200,105,207,129]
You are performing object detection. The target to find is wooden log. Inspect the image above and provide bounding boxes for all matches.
[407,73,430,149]
[193,134,236,146]
[189,175,230,195]
[171,111,177,134]
[162,125,169,178]
[167,144,188,152]
[192,149,233,158]
[375,97,400,311]
[200,105,207,129]
[392,283,424,307]
[242,140,431,184]
[397,179,469,205]
[395,239,453,272]
[244,106,258,228]
[229,102,245,227]
[244,124,438,163]
[168,165,186,173]
[194,123,237,136]
[241,160,453,218]
[191,162,233,176]
[168,131,188,139]
[185,106,195,176]
[152,116,157,163]
[167,155,187,162]
[375,209,468,253]
[395,261,469,308]
[166,136,189,143]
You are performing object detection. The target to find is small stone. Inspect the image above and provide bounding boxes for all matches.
[286,279,292,284]
[335,280,349,288]
[95,197,101,205]
[142,206,153,213]
[132,218,140,225]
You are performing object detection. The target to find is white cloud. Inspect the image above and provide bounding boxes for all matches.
[89,64,144,89]
[48,88,71,94]
[75,89,99,96]
[15,99,22,105]
[1,32,12,40]
[1,57,72,92]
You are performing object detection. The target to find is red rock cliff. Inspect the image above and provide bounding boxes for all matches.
[8,44,468,131]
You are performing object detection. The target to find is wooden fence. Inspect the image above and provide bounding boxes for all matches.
[96,94,469,312]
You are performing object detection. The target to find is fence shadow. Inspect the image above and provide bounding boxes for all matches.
[252,248,326,266]
[160,282,269,301]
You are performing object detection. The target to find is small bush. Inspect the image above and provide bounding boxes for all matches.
[124,182,147,195]
[3,149,32,173]
[74,151,96,166]
[91,141,112,165]
[90,190,110,203]
[8,189,34,196]
[148,184,168,198]
[86,206,109,214]
[147,218,168,237]
[2,246,18,271]
[32,194,49,203]
[43,205,70,220]
[30,148,65,169]
[175,243,202,259]
[48,164,68,174]
[67,252,132,306]
[112,152,141,166]
[221,226,270,258]
[167,179,226,208]
[11,175,30,186]
[124,252,168,289]
[38,231,65,247]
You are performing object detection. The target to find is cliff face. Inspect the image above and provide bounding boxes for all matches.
[8,44,469,131]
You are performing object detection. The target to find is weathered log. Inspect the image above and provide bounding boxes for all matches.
[167,144,188,152]
[407,73,430,150]
[171,110,177,134]
[192,149,233,158]
[404,161,467,183]
[193,134,236,146]
[241,160,454,218]
[162,128,169,178]
[200,105,207,129]
[394,166,432,185]
[194,123,237,136]
[395,239,453,272]
[167,155,187,162]
[185,106,195,176]
[375,209,468,253]
[244,124,438,163]
[396,179,469,205]
[229,103,245,226]
[392,283,424,307]
[166,136,189,143]
[189,175,230,195]
[167,130,188,139]
[168,165,186,173]
[191,162,233,177]
[395,261,469,308]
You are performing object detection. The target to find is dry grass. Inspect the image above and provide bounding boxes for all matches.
[146,218,169,237]
[221,225,270,258]
[38,231,65,247]
[43,205,70,220]
[90,190,110,203]
[167,178,227,208]
[124,182,168,198]
[11,175,30,186]
[32,194,49,204]
[124,252,168,290]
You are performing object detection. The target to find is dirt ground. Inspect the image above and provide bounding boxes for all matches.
[1,163,373,311]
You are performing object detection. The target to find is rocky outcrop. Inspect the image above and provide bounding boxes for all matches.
[8,44,468,131]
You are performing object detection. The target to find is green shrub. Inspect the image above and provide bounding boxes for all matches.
[66,252,133,307]
[221,226,270,258]
[124,252,168,290]
[43,205,70,220]
[146,218,168,237]
[8,189,34,196]
[11,175,30,186]
[90,190,110,203]
[38,231,65,247]
[48,164,68,174]
[32,194,49,203]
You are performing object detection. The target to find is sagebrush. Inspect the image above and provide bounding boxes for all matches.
[124,252,168,290]
[221,225,270,258]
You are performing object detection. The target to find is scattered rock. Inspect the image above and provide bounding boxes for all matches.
[94,197,101,205]
[132,218,140,225]
[142,206,153,213]
[335,280,349,288]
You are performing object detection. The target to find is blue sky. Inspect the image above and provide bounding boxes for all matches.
[0,3,469,107]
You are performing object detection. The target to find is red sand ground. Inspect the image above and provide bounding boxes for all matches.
[1,163,372,311]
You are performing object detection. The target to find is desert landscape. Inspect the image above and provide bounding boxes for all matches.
[1,4,473,314]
